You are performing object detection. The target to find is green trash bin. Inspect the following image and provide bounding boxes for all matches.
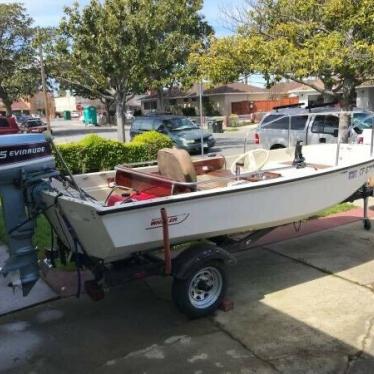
[63,110,71,120]
[215,120,223,133]
[83,106,98,126]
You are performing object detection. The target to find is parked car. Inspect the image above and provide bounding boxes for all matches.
[0,116,20,135]
[352,114,374,144]
[130,115,216,152]
[255,106,371,149]
[18,118,48,133]
[71,111,80,118]
[14,114,31,126]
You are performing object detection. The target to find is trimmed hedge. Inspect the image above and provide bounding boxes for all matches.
[55,131,173,174]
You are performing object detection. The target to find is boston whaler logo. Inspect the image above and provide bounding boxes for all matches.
[146,213,190,230]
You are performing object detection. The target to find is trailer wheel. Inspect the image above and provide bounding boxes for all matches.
[172,260,226,318]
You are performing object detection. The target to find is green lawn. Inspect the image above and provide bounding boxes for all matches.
[0,208,51,250]
[312,202,356,219]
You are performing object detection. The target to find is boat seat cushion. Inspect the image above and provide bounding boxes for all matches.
[157,148,197,183]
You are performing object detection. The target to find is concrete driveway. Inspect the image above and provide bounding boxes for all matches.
[2,220,374,374]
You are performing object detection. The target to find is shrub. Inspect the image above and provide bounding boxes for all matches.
[55,132,173,175]
[132,131,173,159]
[228,114,239,127]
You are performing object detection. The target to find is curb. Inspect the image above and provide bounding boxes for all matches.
[53,127,117,137]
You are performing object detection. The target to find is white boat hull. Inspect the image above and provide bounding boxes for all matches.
[42,144,374,262]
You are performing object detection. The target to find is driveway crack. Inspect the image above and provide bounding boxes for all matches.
[260,245,374,374]
[344,315,374,374]
[210,318,282,373]
[261,245,374,292]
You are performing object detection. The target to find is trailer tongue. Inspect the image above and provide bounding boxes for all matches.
[0,134,57,295]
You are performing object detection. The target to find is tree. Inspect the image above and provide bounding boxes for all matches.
[193,0,374,141]
[0,3,39,115]
[141,1,213,111]
[53,0,211,141]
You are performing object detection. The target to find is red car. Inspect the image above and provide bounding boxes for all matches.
[0,117,20,135]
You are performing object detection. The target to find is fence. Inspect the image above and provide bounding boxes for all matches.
[231,97,299,115]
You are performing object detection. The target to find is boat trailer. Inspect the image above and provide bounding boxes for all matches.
[0,133,373,318]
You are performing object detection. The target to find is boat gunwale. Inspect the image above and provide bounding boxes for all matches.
[44,156,374,216]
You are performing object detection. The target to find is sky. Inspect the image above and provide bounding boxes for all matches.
[0,0,264,85]
[0,0,239,35]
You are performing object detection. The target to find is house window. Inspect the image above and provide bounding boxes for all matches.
[143,100,157,110]
[169,99,177,105]
[183,98,189,103]
[191,97,197,102]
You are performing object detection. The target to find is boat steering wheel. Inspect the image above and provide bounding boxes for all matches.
[230,148,270,175]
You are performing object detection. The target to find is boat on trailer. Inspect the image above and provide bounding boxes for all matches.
[1,133,374,317]
[43,143,374,261]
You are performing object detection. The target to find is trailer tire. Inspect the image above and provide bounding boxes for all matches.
[172,260,226,318]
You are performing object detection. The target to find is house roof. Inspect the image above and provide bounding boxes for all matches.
[357,80,374,88]
[142,82,267,101]
[127,94,147,107]
[204,82,267,95]
[269,80,324,94]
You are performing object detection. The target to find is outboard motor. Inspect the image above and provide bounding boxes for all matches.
[0,134,57,295]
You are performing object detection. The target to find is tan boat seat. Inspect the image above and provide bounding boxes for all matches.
[157,148,197,184]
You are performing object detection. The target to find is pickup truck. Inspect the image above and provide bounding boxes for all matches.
[0,116,20,135]
[255,108,371,149]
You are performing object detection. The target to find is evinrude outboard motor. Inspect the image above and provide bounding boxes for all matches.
[0,134,57,295]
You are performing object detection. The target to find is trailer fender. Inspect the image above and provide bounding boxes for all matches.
[172,241,236,280]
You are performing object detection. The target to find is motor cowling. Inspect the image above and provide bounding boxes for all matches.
[0,134,57,295]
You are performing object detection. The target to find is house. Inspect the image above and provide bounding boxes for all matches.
[271,79,374,110]
[54,91,144,116]
[0,91,55,117]
[356,81,374,111]
[269,80,325,106]
[54,91,105,115]
[141,83,269,116]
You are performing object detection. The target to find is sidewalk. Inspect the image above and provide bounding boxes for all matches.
[51,119,119,137]
[0,245,57,316]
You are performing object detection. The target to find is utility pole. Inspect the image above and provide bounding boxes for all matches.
[39,44,51,132]
[199,81,204,157]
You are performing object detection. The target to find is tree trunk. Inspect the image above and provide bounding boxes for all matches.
[4,99,12,116]
[116,98,125,142]
[338,81,356,143]
[158,88,164,113]
[338,111,350,143]
[105,100,113,125]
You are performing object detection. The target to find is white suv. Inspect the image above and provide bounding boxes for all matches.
[255,107,372,149]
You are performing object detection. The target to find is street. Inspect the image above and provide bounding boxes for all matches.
[51,119,259,157]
